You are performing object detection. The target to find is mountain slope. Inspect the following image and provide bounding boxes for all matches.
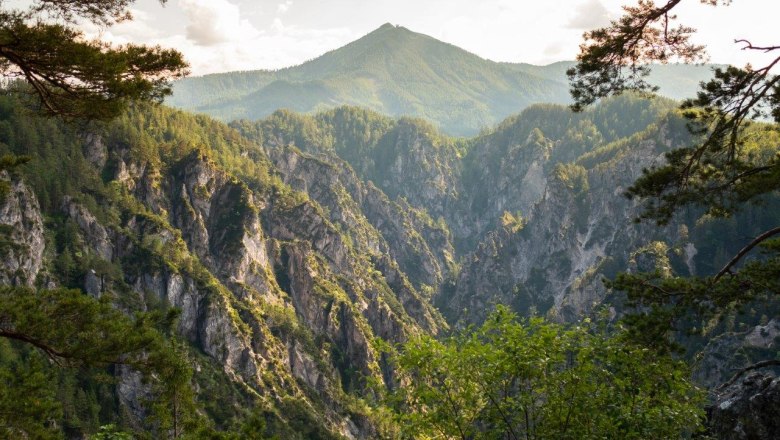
[170,24,570,136]
[232,97,780,388]
[3,92,777,437]
[0,97,451,438]
[169,23,717,136]
[505,60,724,102]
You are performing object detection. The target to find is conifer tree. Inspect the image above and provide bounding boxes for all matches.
[569,0,780,378]
[0,0,187,120]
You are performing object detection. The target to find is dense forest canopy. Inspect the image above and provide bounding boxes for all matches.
[0,0,778,438]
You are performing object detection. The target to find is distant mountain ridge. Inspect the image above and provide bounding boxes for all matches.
[169,23,719,136]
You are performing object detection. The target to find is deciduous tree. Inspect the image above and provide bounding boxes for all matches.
[390,306,705,439]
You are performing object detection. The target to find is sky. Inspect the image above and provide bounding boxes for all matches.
[68,0,780,76]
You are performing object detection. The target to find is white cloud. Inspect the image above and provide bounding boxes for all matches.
[567,0,612,30]
[277,1,293,14]
[271,17,285,33]
[76,0,355,75]
[138,0,353,74]
[79,7,162,45]
[76,0,780,75]
[178,0,259,46]
[176,23,353,75]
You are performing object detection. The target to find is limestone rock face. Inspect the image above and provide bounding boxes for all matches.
[116,366,150,428]
[370,121,462,220]
[89,142,447,435]
[452,129,551,246]
[0,176,44,286]
[4,94,776,437]
[694,320,780,388]
[445,131,679,325]
[62,196,114,261]
[83,132,108,169]
[709,372,780,440]
[269,146,453,289]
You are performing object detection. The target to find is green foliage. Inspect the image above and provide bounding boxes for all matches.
[0,154,30,200]
[318,106,395,159]
[628,122,780,225]
[610,239,780,354]
[0,1,187,120]
[390,306,705,439]
[147,340,200,439]
[569,0,780,378]
[91,425,134,440]
[0,287,206,438]
[500,210,525,233]
[0,340,62,439]
[274,397,343,440]
[107,102,274,188]
[0,93,114,212]
[567,0,707,111]
[554,163,589,195]
[0,287,176,367]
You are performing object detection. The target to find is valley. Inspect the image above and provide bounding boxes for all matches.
[0,8,778,440]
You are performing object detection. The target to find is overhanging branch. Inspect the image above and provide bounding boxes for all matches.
[717,359,780,391]
[714,226,780,282]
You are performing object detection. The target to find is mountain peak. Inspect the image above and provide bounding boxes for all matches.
[170,24,716,136]
[370,22,412,37]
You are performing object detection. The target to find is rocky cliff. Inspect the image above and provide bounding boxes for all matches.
[0,175,44,287]
[444,118,687,324]
[0,100,451,438]
[1,92,777,438]
[709,372,780,440]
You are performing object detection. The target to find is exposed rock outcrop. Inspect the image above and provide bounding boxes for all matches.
[3,94,775,438]
[0,176,44,286]
[709,372,780,440]
[98,142,445,435]
[445,131,679,324]
[695,320,780,388]
[62,196,114,261]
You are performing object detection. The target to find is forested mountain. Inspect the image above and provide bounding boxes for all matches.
[0,96,450,438]
[168,24,717,136]
[3,89,776,437]
[505,60,723,104]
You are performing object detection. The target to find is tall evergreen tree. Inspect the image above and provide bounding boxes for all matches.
[0,2,191,437]
[568,0,780,377]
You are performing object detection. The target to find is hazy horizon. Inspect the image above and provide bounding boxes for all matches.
[62,0,778,76]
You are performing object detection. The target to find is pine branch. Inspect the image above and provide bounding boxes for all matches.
[717,359,780,391]
[714,226,780,282]
[735,40,780,53]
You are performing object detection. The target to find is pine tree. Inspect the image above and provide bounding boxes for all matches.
[568,0,780,379]
[0,0,187,120]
